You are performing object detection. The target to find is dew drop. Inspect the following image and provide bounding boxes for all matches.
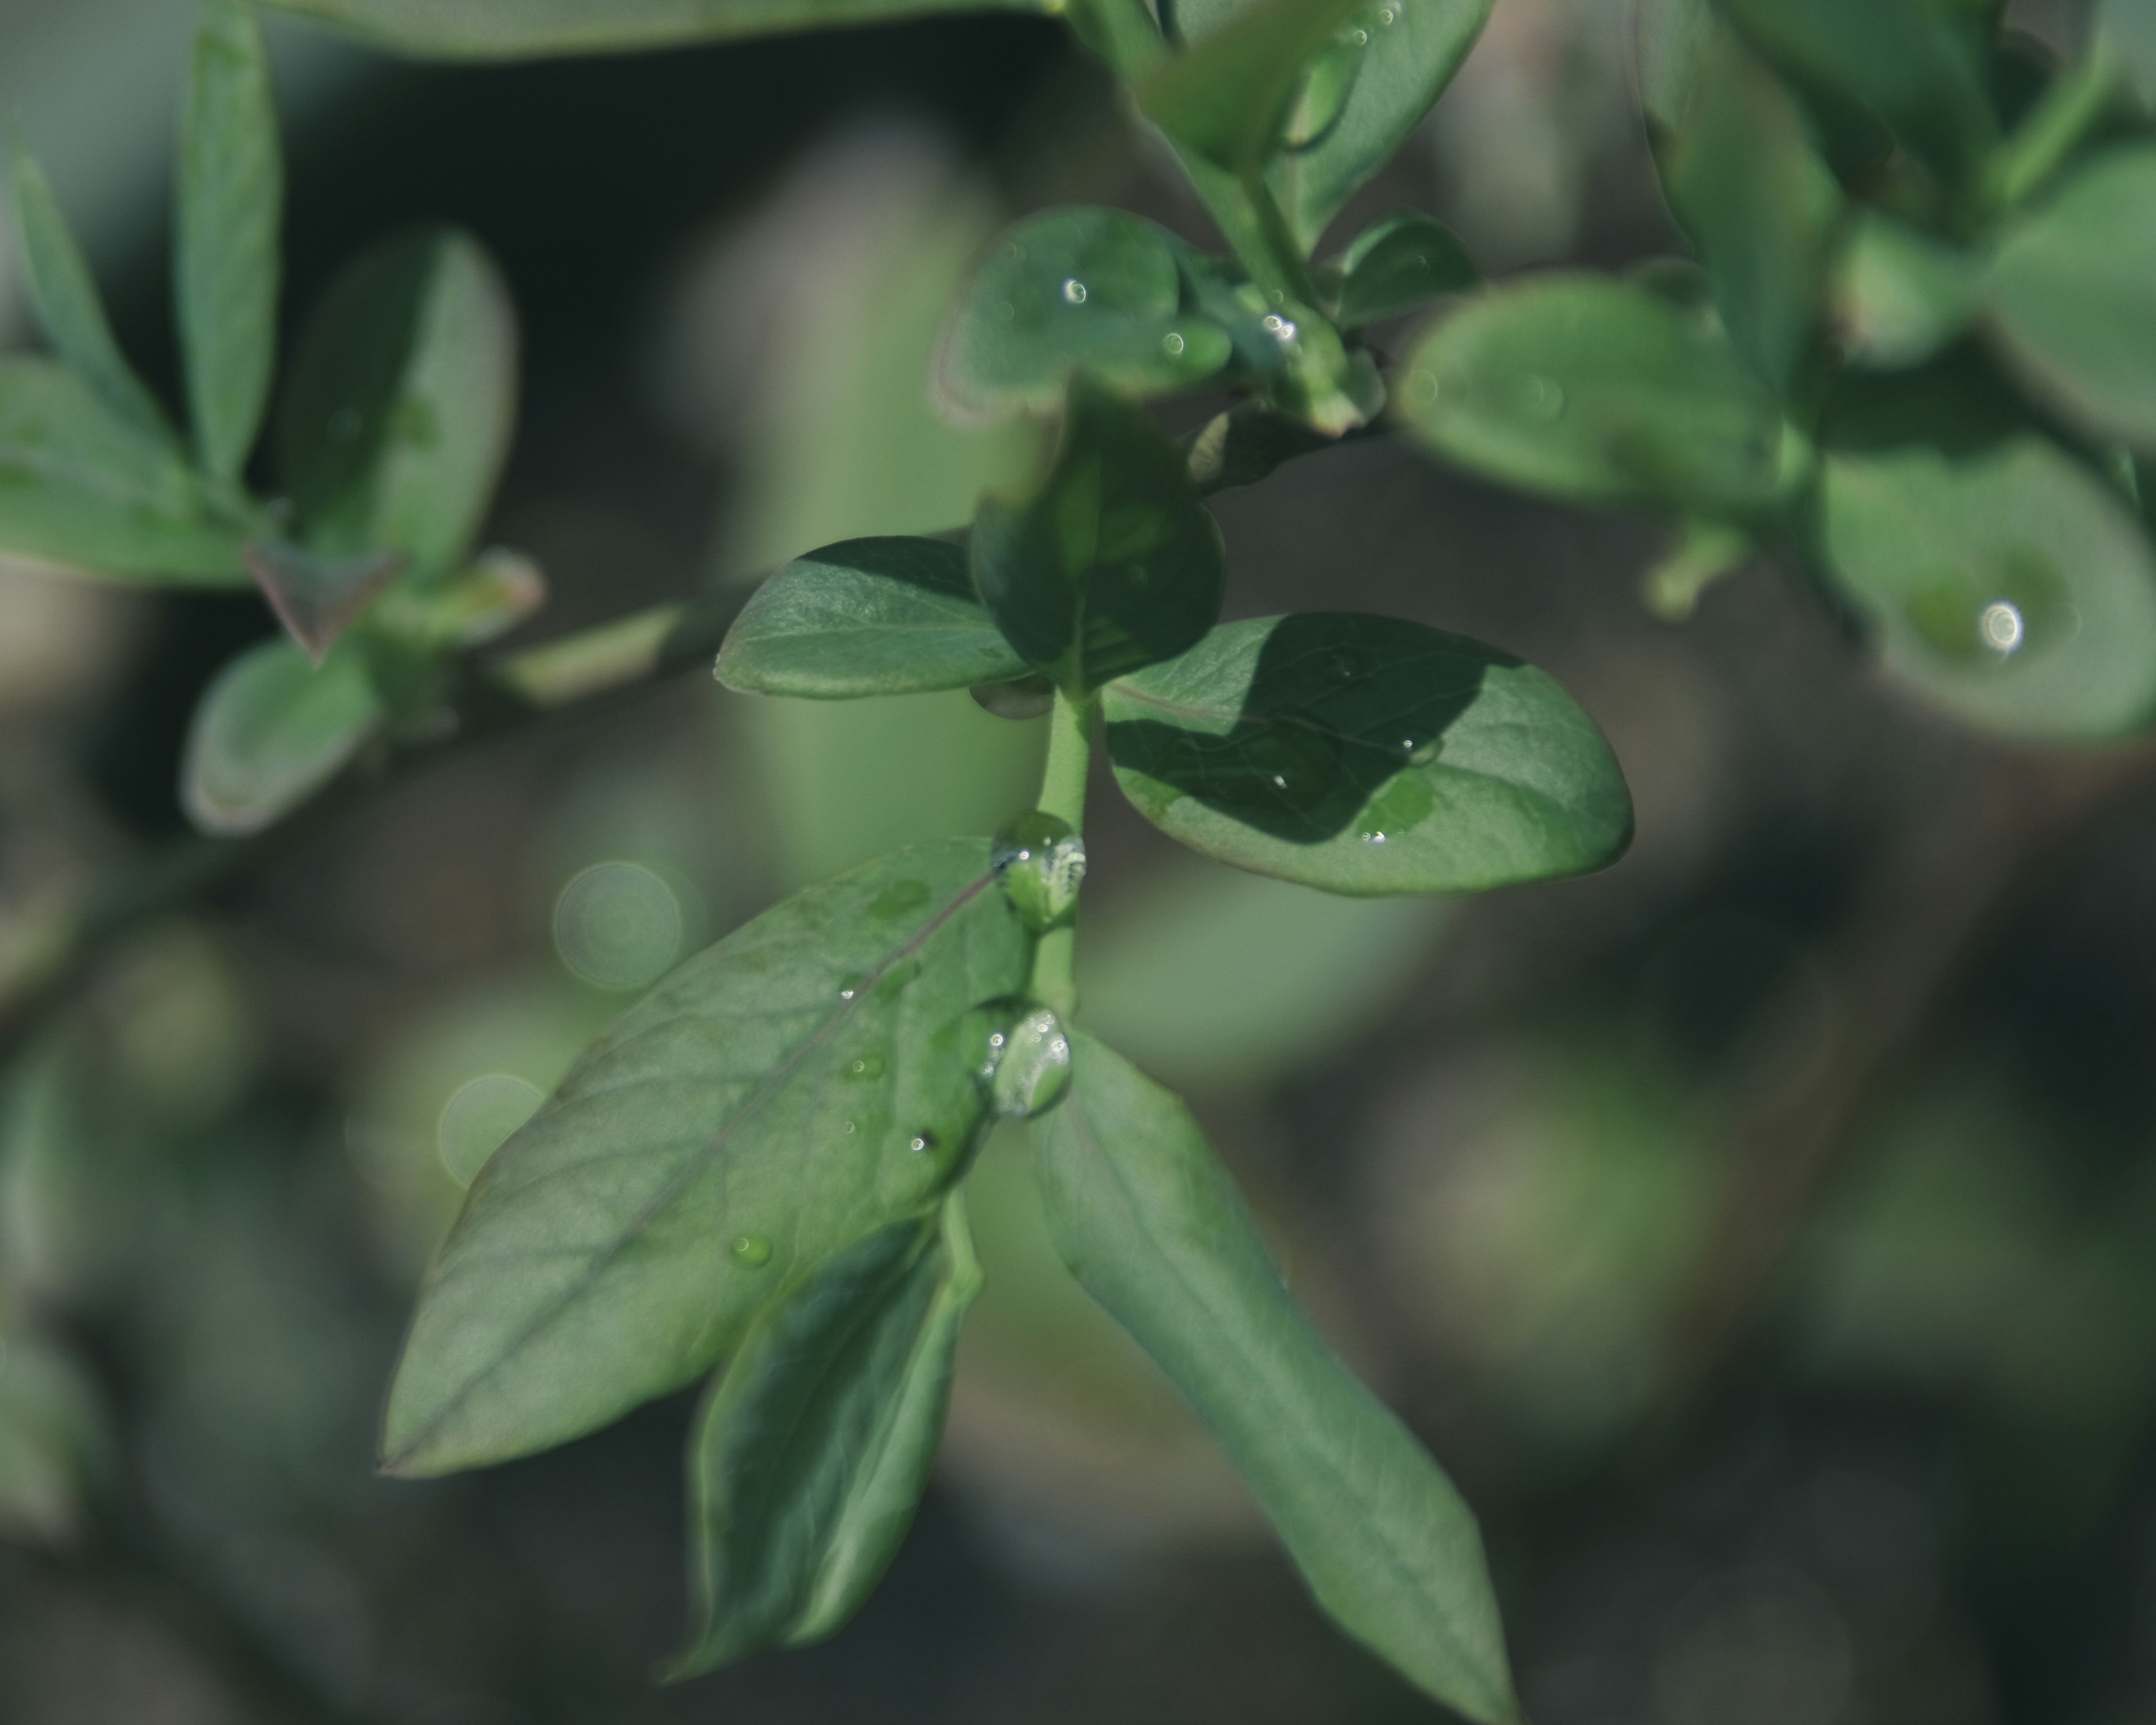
[910,1135,930,1154]
[1162,330,1186,357]
[1980,599,2026,657]
[1261,313,1299,342]
[838,988,857,1002]
[1349,27,1368,44]
[985,1006,1074,1119]
[996,299,1016,323]
[1406,368,1440,405]
[993,811,1088,933]
[732,1235,773,1268]
[843,1120,858,1135]
[1377,6,1396,23]
[843,1054,887,1081]
[1062,278,1089,305]
[1520,373,1567,422]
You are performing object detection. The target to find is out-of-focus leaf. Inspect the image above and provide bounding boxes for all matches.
[1661,28,1840,393]
[971,382,1226,696]
[181,636,385,836]
[1083,855,1447,1090]
[278,226,517,582]
[2109,0,2156,105]
[1395,276,1794,514]
[0,1330,109,1548]
[672,1199,978,1675]
[177,0,284,482]
[719,537,1026,699]
[935,209,1232,420]
[1103,613,1630,896]
[1816,438,2156,741]
[1718,0,1998,182]
[1640,515,1751,622]
[1986,148,2156,451]
[1033,1031,1520,1724]
[382,839,1030,1476]
[0,358,248,583]
[244,540,405,661]
[1634,0,1713,135]
[8,145,172,445]
[1323,211,1476,328]
[254,0,1045,55]
[1829,213,1981,371]
[1141,0,1370,173]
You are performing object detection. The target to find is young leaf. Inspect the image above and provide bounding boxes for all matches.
[177,0,284,482]
[970,382,1226,696]
[1031,1030,1520,1724]
[181,636,385,835]
[1815,438,2156,742]
[1140,0,1371,174]
[1177,254,1385,434]
[1718,0,1997,183]
[1395,275,1794,515]
[1660,27,1840,394]
[278,226,518,582]
[8,146,172,445]
[252,0,1045,55]
[382,839,1030,1476]
[1986,148,2156,451]
[671,1197,980,1676]
[717,537,1027,699]
[1102,613,1631,896]
[1322,211,1476,328]
[1829,213,1981,371]
[0,357,248,583]
[935,209,1232,421]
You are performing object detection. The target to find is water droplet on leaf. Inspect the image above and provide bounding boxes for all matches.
[985,1006,1074,1119]
[993,811,1088,933]
[1062,278,1089,305]
[732,1235,773,1268]
[1980,600,2025,657]
[1162,331,1186,357]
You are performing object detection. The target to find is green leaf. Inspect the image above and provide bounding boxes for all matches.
[1140,0,1371,173]
[180,636,385,835]
[8,145,172,445]
[245,540,406,661]
[2108,0,2156,106]
[0,1327,110,1549]
[1102,612,1631,896]
[1815,438,2156,741]
[1322,211,1476,328]
[1660,27,1840,393]
[1717,0,1998,183]
[382,838,1031,1476]
[718,537,1026,699]
[1395,275,1794,515]
[1266,0,1495,250]
[277,226,518,582]
[1176,252,1386,434]
[252,0,1045,54]
[1635,0,1714,135]
[970,382,1226,696]
[671,1197,979,1676]
[177,0,284,482]
[1032,1031,1520,1724]
[935,209,1233,421]
[1828,212,1981,371]
[0,357,248,583]
[1986,148,2156,451]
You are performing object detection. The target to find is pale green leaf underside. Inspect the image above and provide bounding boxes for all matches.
[1032,1032,1519,1724]
[1103,613,1632,896]
[716,536,1026,698]
[181,637,385,836]
[0,358,247,583]
[1816,438,2156,742]
[255,0,1043,56]
[383,839,1029,1476]
[673,1197,979,1676]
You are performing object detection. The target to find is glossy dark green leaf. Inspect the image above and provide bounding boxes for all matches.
[1829,213,1981,371]
[1141,0,1369,172]
[935,209,1231,421]
[671,1198,979,1676]
[180,636,385,835]
[254,0,1044,54]
[1323,211,1476,327]
[177,0,284,482]
[970,382,1226,696]
[1395,275,1794,514]
[382,839,1030,1476]
[0,357,248,583]
[1717,0,1997,182]
[1032,1031,1520,1724]
[8,145,172,445]
[1661,27,1840,392]
[278,226,517,582]
[1816,438,2156,741]
[718,537,1026,698]
[1986,148,2156,450]
[1102,613,1630,896]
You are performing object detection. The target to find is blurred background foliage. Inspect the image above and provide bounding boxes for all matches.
[3,0,2155,1721]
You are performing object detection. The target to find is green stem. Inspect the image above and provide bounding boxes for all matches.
[1029,688,1094,1019]
[1990,37,2123,212]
